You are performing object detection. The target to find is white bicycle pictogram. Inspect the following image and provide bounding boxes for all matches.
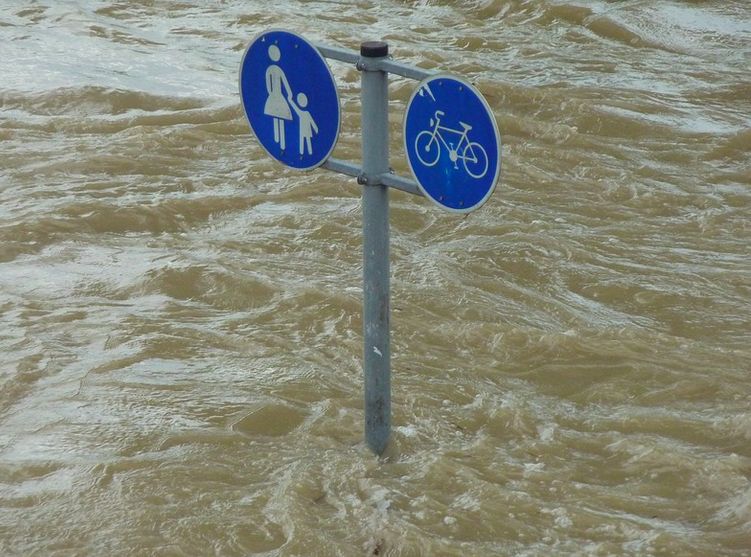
[414,110,489,179]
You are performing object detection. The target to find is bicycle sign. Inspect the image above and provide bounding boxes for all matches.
[404,75,501,213]
[414,110,489,178]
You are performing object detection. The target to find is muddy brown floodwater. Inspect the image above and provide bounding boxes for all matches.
[1,1,750,555]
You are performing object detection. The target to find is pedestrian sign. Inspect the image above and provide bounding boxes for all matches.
[404,75,501,213]
[239,30,340,170]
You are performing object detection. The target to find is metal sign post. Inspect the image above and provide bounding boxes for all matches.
[239,31,502,455]
[360,42,391,456]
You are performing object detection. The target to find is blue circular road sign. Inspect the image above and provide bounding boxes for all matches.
[404,75,501,213]
[239,30,340,170]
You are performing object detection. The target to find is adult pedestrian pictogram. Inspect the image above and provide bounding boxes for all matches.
[263,44,293,151]
[239,30,339,170]
[404,75,501,213]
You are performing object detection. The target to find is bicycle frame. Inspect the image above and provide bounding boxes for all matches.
[431,112,465,149]
[428,111,479,164]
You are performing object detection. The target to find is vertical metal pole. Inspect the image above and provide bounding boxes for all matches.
[360,41,390,455]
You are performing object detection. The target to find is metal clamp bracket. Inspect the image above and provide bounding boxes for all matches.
[356,57,388,73]
[323,158,422,196]
[357,172,373,186]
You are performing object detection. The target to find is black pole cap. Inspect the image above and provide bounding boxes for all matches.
[360,41,388,58]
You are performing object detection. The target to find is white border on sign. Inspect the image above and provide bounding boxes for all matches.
[238,28,341,171]
[403,73,502,214]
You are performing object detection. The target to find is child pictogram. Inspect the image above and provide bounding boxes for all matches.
[290,93,318,155]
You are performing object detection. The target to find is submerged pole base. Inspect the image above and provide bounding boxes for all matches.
[366,410,390,456]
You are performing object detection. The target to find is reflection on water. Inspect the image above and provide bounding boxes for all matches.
[1,1,750,555]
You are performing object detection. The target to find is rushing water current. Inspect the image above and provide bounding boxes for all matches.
[1,1,750,555]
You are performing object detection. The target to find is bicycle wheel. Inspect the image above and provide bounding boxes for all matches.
[462,141,488,179]
[414,131,440,167]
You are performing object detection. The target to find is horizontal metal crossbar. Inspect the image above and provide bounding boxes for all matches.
[364,57,436,81]
[315,44,360,65]
[321,157,360,178]
[314,43,436,81]
[380,172,423,196]
[322,158,423,197]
